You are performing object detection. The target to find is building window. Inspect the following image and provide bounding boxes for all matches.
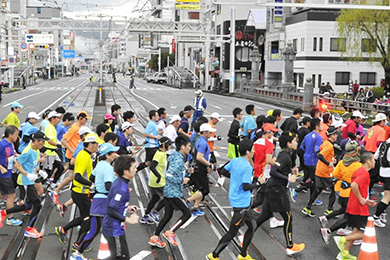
[330,38,346,52]
[360,72,376,85]
[270,41,280,60]
[361,38,377,52]
[335,72,350,85]
[319,37,323,51]
[37,7,41,14]
[292,39,297,52]
[312,74,316,87]
[318,74,322,88]
[301,38,305,51]
[217,4,221,15]
[313,37,317,51]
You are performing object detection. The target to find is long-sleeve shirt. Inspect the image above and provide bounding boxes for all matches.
[300,131,323,166]
[227,120,240,145]
[163,151,186,198]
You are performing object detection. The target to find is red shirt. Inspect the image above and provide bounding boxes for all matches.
[342,119,357,139]
[253,138,274,178]
[346,167,371,216]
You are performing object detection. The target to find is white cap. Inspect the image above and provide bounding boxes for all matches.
[84,134,98,143]
[27,111,40,120]
[78,126,91,136]
[169,115,181,124]
[331,120,347,128]
[48,111,62,119]
[200,123,216,132]
[373,113,387,122]
[352,111,365,118]
[122,122,135,131]
[210,112,222,121]
[195,89,203,96]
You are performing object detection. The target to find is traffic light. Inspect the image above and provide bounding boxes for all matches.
[38,45,49,48]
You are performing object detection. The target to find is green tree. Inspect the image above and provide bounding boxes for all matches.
[337,3,390,85]
[148,52,175,71]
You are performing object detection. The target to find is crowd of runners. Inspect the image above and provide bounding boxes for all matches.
[0,89,388,260]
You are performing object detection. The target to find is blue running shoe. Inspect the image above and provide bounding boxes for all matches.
[290,188,298,202]
[192,209,205,217]
[6,218,22,226]
[149,211,160,224]
[314,200,323,206]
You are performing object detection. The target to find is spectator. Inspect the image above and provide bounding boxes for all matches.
[364,87,374,103]
[352,80,360,99]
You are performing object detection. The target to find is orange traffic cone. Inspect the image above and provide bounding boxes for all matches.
[97,234,110,260]
[358,216,379,260]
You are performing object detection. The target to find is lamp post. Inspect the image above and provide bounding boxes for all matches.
[281,42,297,100]
[248,45,262,93]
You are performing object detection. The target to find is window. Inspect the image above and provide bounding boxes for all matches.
[360,72,376,85]
[292,39,297,52]
[335,72,350,85]
[216,25,221,35]
[361,38,376,52]
[37,7,41,14]
[301,38,305,51]
[319,37,323,51]
[318,74,322,88]
[330,38,346,51]
[217,4,221,15]
[270,41,280,60]
[312,74,316,87]
[313,37,317,51]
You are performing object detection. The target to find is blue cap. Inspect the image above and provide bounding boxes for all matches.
[98,143,119,156]
[11,102,24,108]
[28,127,39,135]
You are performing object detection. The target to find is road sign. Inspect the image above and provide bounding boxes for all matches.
[25,34,54,44]
[8,57,14,63]
[28,43,35,50]
[20,43,27,49]
[62,50,75,58]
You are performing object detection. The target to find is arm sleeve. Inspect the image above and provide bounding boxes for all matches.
[317,153,330,166]
[270,167,289,181]
[228,122,239,139]
[242,183,260,191]
[74,173,92,186]
[90,175,95,183]
[105,182,112,191]
[107,207,126,222]
[149,160,161,179]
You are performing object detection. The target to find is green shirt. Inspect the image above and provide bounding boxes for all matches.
[2,112,20,129]
[149,150,167,188]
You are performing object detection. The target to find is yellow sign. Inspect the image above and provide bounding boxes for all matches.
[175,4,200,9]
[175,0,200,2]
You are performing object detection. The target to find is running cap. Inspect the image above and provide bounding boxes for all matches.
[169,115,181,123]
[104,113,116,120]
[32,131,49,141]
[27,112,40,120]
[263,123,279,132]
[78,126,91,136]
[84,134,98,143]
[352,111,365,118]
[48,111,62,119]
[326,126,338,136]
[200,123,216,132]
[122,122,135,131]
[77,111,91,119]
[373,113,387,122]
[158,136,172,146]
[210,112,222,121]
[98,143,119,156]
[11,102,23,108]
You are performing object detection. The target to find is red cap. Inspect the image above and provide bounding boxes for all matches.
[263,123,279,132]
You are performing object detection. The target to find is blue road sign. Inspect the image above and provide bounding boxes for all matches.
[62,50,76,58]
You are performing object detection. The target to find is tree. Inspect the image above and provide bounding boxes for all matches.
[148,52,175,71]
[336,3,390,86]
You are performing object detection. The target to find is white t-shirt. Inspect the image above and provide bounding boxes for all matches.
[375,140,390,178]
[157,119,166,133]
[163,124,177,155]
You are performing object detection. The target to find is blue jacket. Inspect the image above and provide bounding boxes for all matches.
[164,151,186,198]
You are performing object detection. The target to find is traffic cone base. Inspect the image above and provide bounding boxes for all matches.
[358,216,379,260]
[97,234,110,260]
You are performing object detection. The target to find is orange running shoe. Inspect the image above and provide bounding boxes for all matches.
[163,230,178,246]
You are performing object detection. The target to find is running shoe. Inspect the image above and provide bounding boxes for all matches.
[353,239,362,246]
[205,253,219,260]
[148,235,167,248]
[149,211,160,224]
[270,217,284,228]
[322,187,331,194]
[57,204,67,218]
[313,200,323,206]
[324,209,333,216]
[369,195,378,202]
[334,236,346,252]
[374,217,386,228]
[22,209,32,216]
[318,216,329,228]
[163,230,178,246]
[380,212,387,223]
[297,183,308,193]
[0,209,6,228]
[296,171,304,178]
[192,209,205,217]
[237,254,255,260]
[6,218,22,226]
[336,228,352,236]
[253,207,261,214]
[24,227,43,238]
[339,250,357,260]
[286,243,305,255]
[50,191,59,205]
[302,207,316,217]
[289,188,298,202]
[71,242,92,252]
[320,228,330,245]
[140,215,154,225]
[55,226,66,243]
[70,252,88,260]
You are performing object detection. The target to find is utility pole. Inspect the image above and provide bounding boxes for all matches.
[99,14,103,87]
[158,48,161,72]
[229,8,235,93]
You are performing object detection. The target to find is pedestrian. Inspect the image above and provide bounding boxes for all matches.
[206,139,266,260]
[280,108,303,133]
[102,155,140,260]
[148,136,192,248]
[333,152,377,260]
[242,104,256,138]
[140,137,171,225]
[19,112,40,153]
[0,126,23,227]
[352,80,359,99]
[71,143,119,260]
[192,90,207,129]
[178,105,193,138]
[240,131,305,256]
[129,75,135,89]
[227,107,242,159]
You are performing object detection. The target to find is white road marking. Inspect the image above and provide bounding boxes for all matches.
[180,215,197,229]
[130,89,159,109]
[214,151,220,158]
[3,90,49,107]
[211,105,222,110]
[130,251,151,260]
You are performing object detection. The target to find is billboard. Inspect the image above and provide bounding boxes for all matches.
[25,34,54,44]
[62,50,76,58]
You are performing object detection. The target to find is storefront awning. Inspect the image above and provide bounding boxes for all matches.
[246,9,267,30]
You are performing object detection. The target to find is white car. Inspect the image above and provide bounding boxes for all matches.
[146,72,158,83]
[153,72,167,84]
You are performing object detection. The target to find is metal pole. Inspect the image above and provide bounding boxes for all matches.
[158,48,161,72]
[205,18,210,91]
[99,15,103,87]
[229,8,235,93]
[167,55,169,68]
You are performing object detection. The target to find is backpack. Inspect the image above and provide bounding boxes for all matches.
[378,141,390,167]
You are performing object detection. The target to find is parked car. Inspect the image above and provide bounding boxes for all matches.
[65,71,72,77]
[146,72,158,83]
[153,72,167,84]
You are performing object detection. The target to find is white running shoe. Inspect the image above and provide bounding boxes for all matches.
[270,217,284,228]
[336,228,352,236]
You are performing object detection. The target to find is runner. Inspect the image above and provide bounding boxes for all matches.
[163,115,181,155]
[242,104,256,138]
[19,112,40,153]
[319,113,333,141]
[206,139,265,260]
[207,112,222,165]
[280,108,303,133]
[178,105,194,138]
[138,110,160,170]
[110,104,122,132]
[227,107,242,159]
[117,122,135,155]
[342,111,364,139]
[148,135,192,248]
[102,155,140,260]
[104,113,116,133]
[0,131,49,237]
[157,107,168,134]
[140,137,171,225]
[1,101,23,129]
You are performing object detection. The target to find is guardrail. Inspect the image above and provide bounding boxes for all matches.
[242,84,304,102]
